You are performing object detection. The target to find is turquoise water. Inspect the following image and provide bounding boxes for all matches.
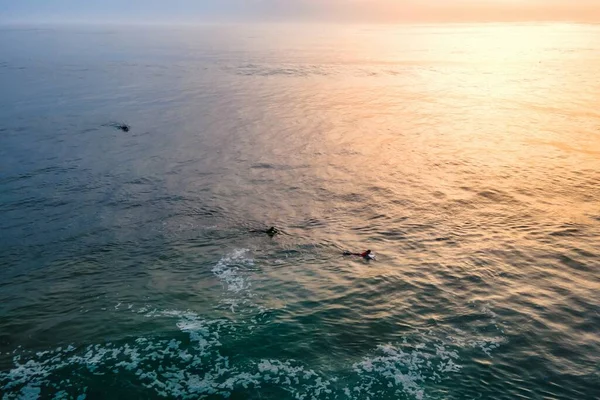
[0,23,599,399]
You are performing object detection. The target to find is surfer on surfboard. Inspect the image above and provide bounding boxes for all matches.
[343,249,375,260]
[250,226,280,237]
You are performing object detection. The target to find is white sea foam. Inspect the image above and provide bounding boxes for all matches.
[210,249,270,316]
[0,309,229,399]
[448,327,505,358]
[1,309,332,399]
[349,338,471,400]
[212,249,254,294]
[52,390,68,400]
[1,306,504,399]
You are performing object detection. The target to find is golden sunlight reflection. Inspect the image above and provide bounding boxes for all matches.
[216,24,599,269]
[169,23,600,287]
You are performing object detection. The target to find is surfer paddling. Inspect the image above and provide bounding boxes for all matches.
[343,249,375,260]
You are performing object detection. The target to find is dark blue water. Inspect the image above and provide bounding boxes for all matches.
[1,23,599,399]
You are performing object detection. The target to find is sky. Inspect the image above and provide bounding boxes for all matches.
[1,0,600,24]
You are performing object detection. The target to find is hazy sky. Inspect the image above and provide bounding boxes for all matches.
[1,0,599,24]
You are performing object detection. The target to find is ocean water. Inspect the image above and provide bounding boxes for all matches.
[0,23,599,399]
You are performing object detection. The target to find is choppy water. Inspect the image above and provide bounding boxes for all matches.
[0,23,599,399]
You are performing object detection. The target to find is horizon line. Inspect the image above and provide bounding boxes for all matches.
[1,18,599,27]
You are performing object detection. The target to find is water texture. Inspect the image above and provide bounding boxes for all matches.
[0,23,599,399]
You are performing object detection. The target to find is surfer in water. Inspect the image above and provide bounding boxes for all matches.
[103,122,130,132]
[343,249,374,260]
[250,226,280,237]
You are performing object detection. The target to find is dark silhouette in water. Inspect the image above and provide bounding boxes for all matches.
[103,122,130,132]
[343,249,374,260]
[251,226,280,237]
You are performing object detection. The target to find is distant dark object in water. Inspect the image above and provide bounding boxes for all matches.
[251,226,280,237]
[104,122,130,132]
[266,227,279,236]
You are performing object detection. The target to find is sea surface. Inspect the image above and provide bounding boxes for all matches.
[0,23,599,399]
